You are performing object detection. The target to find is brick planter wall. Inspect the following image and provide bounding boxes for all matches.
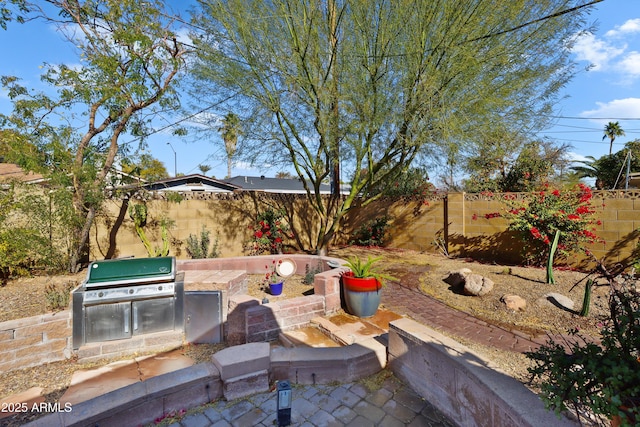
[0,311,72,373]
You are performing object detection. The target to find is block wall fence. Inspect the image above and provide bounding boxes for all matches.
[91,189,640,269]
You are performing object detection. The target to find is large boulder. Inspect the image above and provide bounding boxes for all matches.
[443,268,473,287]
[463,274,494,296]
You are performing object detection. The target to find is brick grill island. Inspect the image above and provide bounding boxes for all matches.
[0,254,346,373]
[178,254,346,346]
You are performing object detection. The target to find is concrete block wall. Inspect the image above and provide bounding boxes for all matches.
[0,311,72,373]
[92,189,640,269]
[388,318,577,427]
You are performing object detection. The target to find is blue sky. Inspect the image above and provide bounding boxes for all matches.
[1,1,640,181]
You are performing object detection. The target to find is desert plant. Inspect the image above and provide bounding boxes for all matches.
[45,281,76,311]
[186,226,220,259]
[128,203,172,257]
[303,262,323,285]
[526,283,640,426]
[344,256,396,285]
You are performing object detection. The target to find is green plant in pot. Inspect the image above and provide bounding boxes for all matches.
[526,283,640,426]
[342,256,395,318]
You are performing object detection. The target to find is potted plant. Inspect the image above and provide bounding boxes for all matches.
[526,282,640,426]
[342,256,395,318]
[264,259,285,295]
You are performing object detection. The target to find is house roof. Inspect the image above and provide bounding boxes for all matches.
[136,174,240,192]
[226,175,333,194]
[0,163,46,184]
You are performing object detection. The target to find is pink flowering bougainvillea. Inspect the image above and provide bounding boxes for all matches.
[477,183,603,283]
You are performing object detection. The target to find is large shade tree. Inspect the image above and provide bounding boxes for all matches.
[190,0,597,253]
[0,0,189,271]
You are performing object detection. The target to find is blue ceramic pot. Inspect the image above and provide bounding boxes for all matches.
[269,281,284,296]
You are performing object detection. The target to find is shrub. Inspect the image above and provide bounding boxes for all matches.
[351,215,391,247]
[478,184,603,283]
[186,226,220,259]
[526,283,640,426]
[303,262,323,285]
[246,208,290,255]
[45,281,76,311]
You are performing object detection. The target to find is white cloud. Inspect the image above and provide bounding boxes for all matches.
[605,18,640,37]
[617,51,640,78]
[580,98,640,127]
[570,32,625,71]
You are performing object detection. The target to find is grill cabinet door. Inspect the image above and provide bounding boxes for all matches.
[184,291,223,344]
[84,302,132,343]
[132,297,175,335]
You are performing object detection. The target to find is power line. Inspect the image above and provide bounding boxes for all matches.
[548,115,640,120]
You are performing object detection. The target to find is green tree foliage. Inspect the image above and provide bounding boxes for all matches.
[0,0,188,271]
[190,0,596,253]
[0,183,68,284]
[571,140,640,189]
[121,153,170,183]
[464,139,570,192]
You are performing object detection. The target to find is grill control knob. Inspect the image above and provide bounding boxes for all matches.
[158,285,163,291]
[98,292,104,298]
[129,289,134,294]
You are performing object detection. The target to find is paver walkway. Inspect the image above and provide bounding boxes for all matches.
[381,281,548,353]
[174,373,455,427]
[172,281,553,427]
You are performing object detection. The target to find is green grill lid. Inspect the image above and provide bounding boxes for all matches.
[85,256,175,286]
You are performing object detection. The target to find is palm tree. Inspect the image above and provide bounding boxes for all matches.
[603,121,625,156]
[218,113,241,179]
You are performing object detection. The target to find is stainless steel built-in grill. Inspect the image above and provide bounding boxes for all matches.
[72,257,184,349]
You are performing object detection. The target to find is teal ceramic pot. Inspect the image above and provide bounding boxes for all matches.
[342,272,381,318]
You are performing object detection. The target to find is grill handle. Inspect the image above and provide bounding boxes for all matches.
[133,305,138,331]
[124,307,130,333]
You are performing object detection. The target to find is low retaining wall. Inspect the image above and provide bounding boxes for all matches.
[26,339,387,427]
[0,311,72,373]
[388,318,577,427]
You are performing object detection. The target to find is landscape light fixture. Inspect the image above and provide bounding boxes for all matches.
[276,380,292,426]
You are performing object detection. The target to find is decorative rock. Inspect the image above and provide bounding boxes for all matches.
[501,294,527,311]
[443,268,473,287]
[539,293,575,311]
[463,274,494,296]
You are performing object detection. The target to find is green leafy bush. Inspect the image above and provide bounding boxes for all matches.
[351,215,391,247]
[526,283,640,425]
[186,226,220,259]
[477,184,603,283]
